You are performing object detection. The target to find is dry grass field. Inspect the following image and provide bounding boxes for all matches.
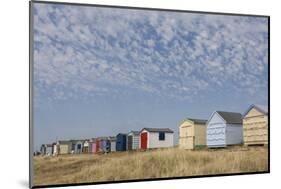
[33,146,268,186]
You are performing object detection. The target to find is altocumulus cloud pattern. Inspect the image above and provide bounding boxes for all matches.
[33,3,268,104]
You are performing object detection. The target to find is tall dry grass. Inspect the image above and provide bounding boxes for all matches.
[33,146,268,186]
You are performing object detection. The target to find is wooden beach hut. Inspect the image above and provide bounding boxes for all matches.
[99,137,110,153]
[243,104,268,146]
[82,140,89,153]
[57,140,72,155]
[77,140,85,154]
[52,142,59,156]
[179,118,207,149]
[116,133,127,151]
[108,136,116,152]
[139,128,174,150]
[89,138,101,153]
[70,140,84,154]
[40,144,47,155]
[127,131,140,150]
[95,138,100,153]
[89,138,96,153]
[90,138,100,154]
[207,111,243,148]
[44,144,53,156]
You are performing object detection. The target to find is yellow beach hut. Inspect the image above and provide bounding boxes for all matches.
[243,104,268,146]
[179,118,207,149]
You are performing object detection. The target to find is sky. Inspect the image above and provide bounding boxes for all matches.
[32,3,268,151]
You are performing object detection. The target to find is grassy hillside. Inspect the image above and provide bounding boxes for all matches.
[33,146,268,186]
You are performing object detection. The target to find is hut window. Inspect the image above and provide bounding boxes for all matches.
[76,144,81,150]
[159,132,165,140]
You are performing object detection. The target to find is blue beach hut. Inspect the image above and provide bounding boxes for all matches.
[116,133,127,151]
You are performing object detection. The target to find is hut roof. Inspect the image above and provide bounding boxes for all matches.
[69,139,87,143]
[58,140,71,144]
[89,138,97,142]
[243,104,268,117]
[216,111,242,124]
[116,133,127,136]
[181,118,207,125]
[108,136,116,141]
[128,131,140,135]
[189,118,207,124]
[141,127,174,133]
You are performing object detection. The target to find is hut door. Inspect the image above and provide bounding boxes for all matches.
[128,136,133,150]
[141,132,147,149]
[77,144,82,154]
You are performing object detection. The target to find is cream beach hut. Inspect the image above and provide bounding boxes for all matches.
[179,118,207,149]
[243,104,268,146]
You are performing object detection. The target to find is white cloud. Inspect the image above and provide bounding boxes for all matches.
[33,3,268,104]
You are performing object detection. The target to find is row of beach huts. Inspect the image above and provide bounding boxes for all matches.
[40,104,268,156]
[40,128,174,156]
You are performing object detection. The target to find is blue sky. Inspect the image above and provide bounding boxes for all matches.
[32,3,268,151]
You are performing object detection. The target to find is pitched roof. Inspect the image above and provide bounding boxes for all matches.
[69,139,87,143]
[58,140,71,144]
[142,127,174,133]
[187,118,207,124]
[243,104,268,117]
[108,136,116,141]
[116,133,127,136]
[216,111,242,124]
[89,138,98,142]
[128,130,140,135]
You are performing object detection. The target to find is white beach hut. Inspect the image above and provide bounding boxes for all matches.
[139,128,174,149]
[207,111,243,148]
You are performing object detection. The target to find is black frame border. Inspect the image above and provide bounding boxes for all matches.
[29,1,270,188]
